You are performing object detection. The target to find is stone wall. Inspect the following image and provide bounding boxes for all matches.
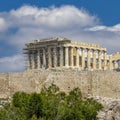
[0,70,120,99]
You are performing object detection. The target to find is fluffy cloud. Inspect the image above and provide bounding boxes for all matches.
[0,17,6,32]
[86,24,120,32]
[0,5,120,72]
[10,5,98,28]
[0,5,100,48]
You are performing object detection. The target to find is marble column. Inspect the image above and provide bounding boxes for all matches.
[27,51,31,70]
[93,49,96,70]
[60,46,63,67]
[43,48,46,68]
[109,56,113,70]
[87,48,90,69]
[116,61,119,69]
[104,51,107,70]
[76,47,79,67]
[32,50,35,69]
[70,47,73,67]
[65,47,69,67]
[81,48,85,70]
[114,61,119,69]
[48,47,52,68]
[37,49,40,69]
[98,50,102,70]
[53,47,57,67]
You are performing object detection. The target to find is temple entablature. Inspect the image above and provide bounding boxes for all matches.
[111,52,120,61]
[24,37,119,71]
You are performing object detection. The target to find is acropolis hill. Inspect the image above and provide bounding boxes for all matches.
[0,37,120,99]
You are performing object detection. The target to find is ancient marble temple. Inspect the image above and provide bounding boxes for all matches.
[24,37,120,71]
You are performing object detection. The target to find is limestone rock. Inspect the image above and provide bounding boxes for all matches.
[93,96,120,120]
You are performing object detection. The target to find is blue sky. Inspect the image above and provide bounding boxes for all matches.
[0,0,120,72]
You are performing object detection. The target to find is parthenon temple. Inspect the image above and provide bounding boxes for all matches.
[24,37,120,71]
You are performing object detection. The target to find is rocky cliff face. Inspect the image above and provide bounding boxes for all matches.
[93,96,120,120]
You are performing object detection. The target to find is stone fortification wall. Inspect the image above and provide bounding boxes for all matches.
[0,70,120,99]
[0,71,49,98]
[44,70,120,99]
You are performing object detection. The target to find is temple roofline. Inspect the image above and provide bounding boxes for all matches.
[25,37,105,50]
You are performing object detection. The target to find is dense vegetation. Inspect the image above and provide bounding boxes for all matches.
[0,84,103,120]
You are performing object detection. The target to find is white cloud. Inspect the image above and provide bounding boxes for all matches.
[0,17,6,32]
[0,54,25,72]
[1,5,100,47]
[10,5,99,28]
[86,24,120,32]
[0,5,120,72]
[10,5,39,17]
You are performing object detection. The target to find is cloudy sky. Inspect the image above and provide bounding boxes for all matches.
[0,0,120,72]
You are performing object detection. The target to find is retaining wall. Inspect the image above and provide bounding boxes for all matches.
[0,70,120,99]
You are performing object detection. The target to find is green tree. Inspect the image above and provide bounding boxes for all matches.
[61,88,84,120]
[27,93,43,119]
[12,92,30,110]
[40,84,61,120]
[0,103,26,120]
[81,98,103,120]
[0,84,103,120]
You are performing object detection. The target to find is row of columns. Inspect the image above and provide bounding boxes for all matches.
[109,57,119,70]
[27,46,109,70]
